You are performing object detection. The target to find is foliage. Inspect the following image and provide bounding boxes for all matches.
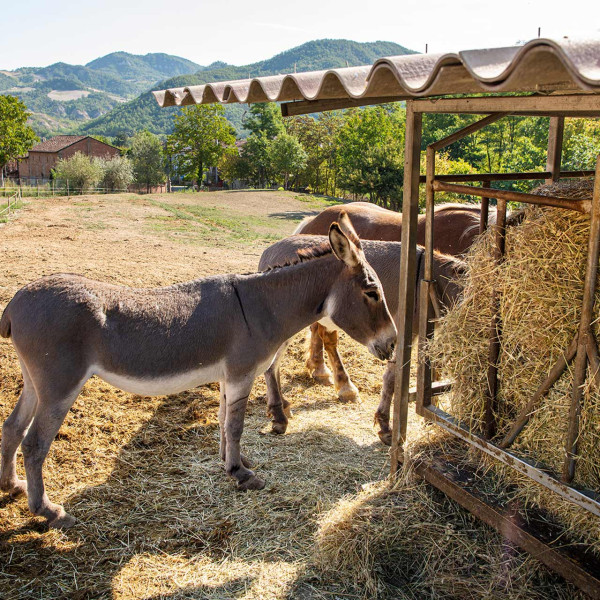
[0,95,38,171]
[130,131,165,190]
[268,133,307,189]
[52,152,104,191]
[562,118,600,170]
[98,155,134,191]
[244,103,284,139]
[336,105,405,207]
[239,132,271,187]
[167,105,235,185]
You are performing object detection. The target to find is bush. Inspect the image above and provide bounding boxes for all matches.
[98,155,134,192]
[52,152,104,192]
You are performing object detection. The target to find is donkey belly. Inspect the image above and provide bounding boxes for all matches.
[92,362,224,396]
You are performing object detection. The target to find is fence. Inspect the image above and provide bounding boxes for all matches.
[1,181,167,197]
[0,189,22,220]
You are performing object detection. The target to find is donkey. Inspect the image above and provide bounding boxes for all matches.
[295,202,490,398]
[259,236,465,444]
[0,214,396,529]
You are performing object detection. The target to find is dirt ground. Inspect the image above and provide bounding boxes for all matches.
[0,191,582,600]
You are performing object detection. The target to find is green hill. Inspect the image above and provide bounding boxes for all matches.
[78,39,416,138]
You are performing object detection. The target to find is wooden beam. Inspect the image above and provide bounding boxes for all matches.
[390,101,422,475]
[412,94,600,116]
[281,96,404,117]
[546,117,565,183]
[418,170,595,183]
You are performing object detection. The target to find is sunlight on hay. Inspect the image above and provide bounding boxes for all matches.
[429,179,600,553]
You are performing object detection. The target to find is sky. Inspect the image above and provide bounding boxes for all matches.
[1,0,599,70]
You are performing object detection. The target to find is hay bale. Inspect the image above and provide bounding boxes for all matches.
[428,179,600,553]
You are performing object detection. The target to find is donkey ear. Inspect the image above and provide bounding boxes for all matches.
[329,222,361,268]
[337,210,362,250]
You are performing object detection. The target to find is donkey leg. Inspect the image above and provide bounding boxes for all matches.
[21,380,85,529]
[306,322,334,386]
[219,381,253,468]
[0,364,38,498]
[265,341,292,435]
[321,326,359,402]
[223,378,265,491]
[375,360,395,446]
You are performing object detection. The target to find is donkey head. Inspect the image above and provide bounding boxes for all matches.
[325,211,397,360]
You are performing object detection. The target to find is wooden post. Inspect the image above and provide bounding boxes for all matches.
[485,197,507,439]
[562,154,600,482]
[546,116,564,184]
[391,101,422,475]
[479,178,491,234]
[416,146,436,415]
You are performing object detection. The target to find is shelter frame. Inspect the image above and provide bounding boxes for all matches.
[390,94,600,597]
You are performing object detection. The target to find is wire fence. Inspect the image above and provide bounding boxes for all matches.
[1,180,168,198]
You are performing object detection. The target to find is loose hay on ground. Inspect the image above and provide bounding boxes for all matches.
[428,179,600,555]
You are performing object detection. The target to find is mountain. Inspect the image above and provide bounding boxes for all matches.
[0,52,204,136]
[2,40,416,139]
[78,39,417,139]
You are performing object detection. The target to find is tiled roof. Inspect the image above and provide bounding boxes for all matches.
[29,135,88,153]
[153,38,600,109]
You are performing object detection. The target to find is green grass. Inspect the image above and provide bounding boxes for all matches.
[0,198,25,223]
[146,200,283,246]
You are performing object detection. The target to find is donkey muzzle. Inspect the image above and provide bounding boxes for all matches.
[369,329,397,361]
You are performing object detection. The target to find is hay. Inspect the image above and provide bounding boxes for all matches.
[428,179,600,553]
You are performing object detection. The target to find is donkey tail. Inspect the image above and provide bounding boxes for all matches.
[0,303,11,339]
[293,216,314,235]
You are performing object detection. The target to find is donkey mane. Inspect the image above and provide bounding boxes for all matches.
[264,241,332,271]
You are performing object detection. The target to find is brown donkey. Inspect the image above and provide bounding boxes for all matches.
[259,236,465,442]
[0,215,396,528]
[295,201,488,399]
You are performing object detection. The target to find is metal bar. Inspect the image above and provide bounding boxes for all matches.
[485,198,506,439]
[562,154,600,483]
[412,94,600,116]
[500,335,578,448]
[433,181,591,213]
[421,404,600,516]
[390,102,422,476]
[418,170,595,183]
[545,117,565,183]
[410,458,600,599]
[408,380,452,403]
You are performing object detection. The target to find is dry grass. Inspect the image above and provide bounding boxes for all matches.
[0,191,586,599]
[429,179,600,555]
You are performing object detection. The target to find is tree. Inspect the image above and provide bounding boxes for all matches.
[0,96,38,184]
[99,155,134,192]
[336,105,405,207]
[130,131,165,192]
[167,105,235,187]
[268,134,307,189]
[244,103,284,139]
[240,132,271,188]
[52,152,104,192]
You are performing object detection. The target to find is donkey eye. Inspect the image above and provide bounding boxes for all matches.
[364,290,380,302]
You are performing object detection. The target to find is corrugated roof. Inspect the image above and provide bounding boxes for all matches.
[29,135,88,153]
[153,38,600,109]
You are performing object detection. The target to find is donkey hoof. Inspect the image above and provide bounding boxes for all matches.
[241,454,255,469]
[49,511,77,530]
[7,480,27,499]
[337,383,359,403]
[309,363,334,386]
[271,421,288,435]
[378,430,393,446]
[237,474,266,491]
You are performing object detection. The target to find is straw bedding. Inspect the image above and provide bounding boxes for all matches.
[426,179,600,553]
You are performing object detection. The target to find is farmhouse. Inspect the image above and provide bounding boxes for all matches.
[18,135,120,181]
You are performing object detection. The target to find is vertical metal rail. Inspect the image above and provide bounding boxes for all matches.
[562,154,600,482]
[391,102,422,475]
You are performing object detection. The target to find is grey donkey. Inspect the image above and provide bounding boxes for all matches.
[259,235,465,444]
[0,214,396,529]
